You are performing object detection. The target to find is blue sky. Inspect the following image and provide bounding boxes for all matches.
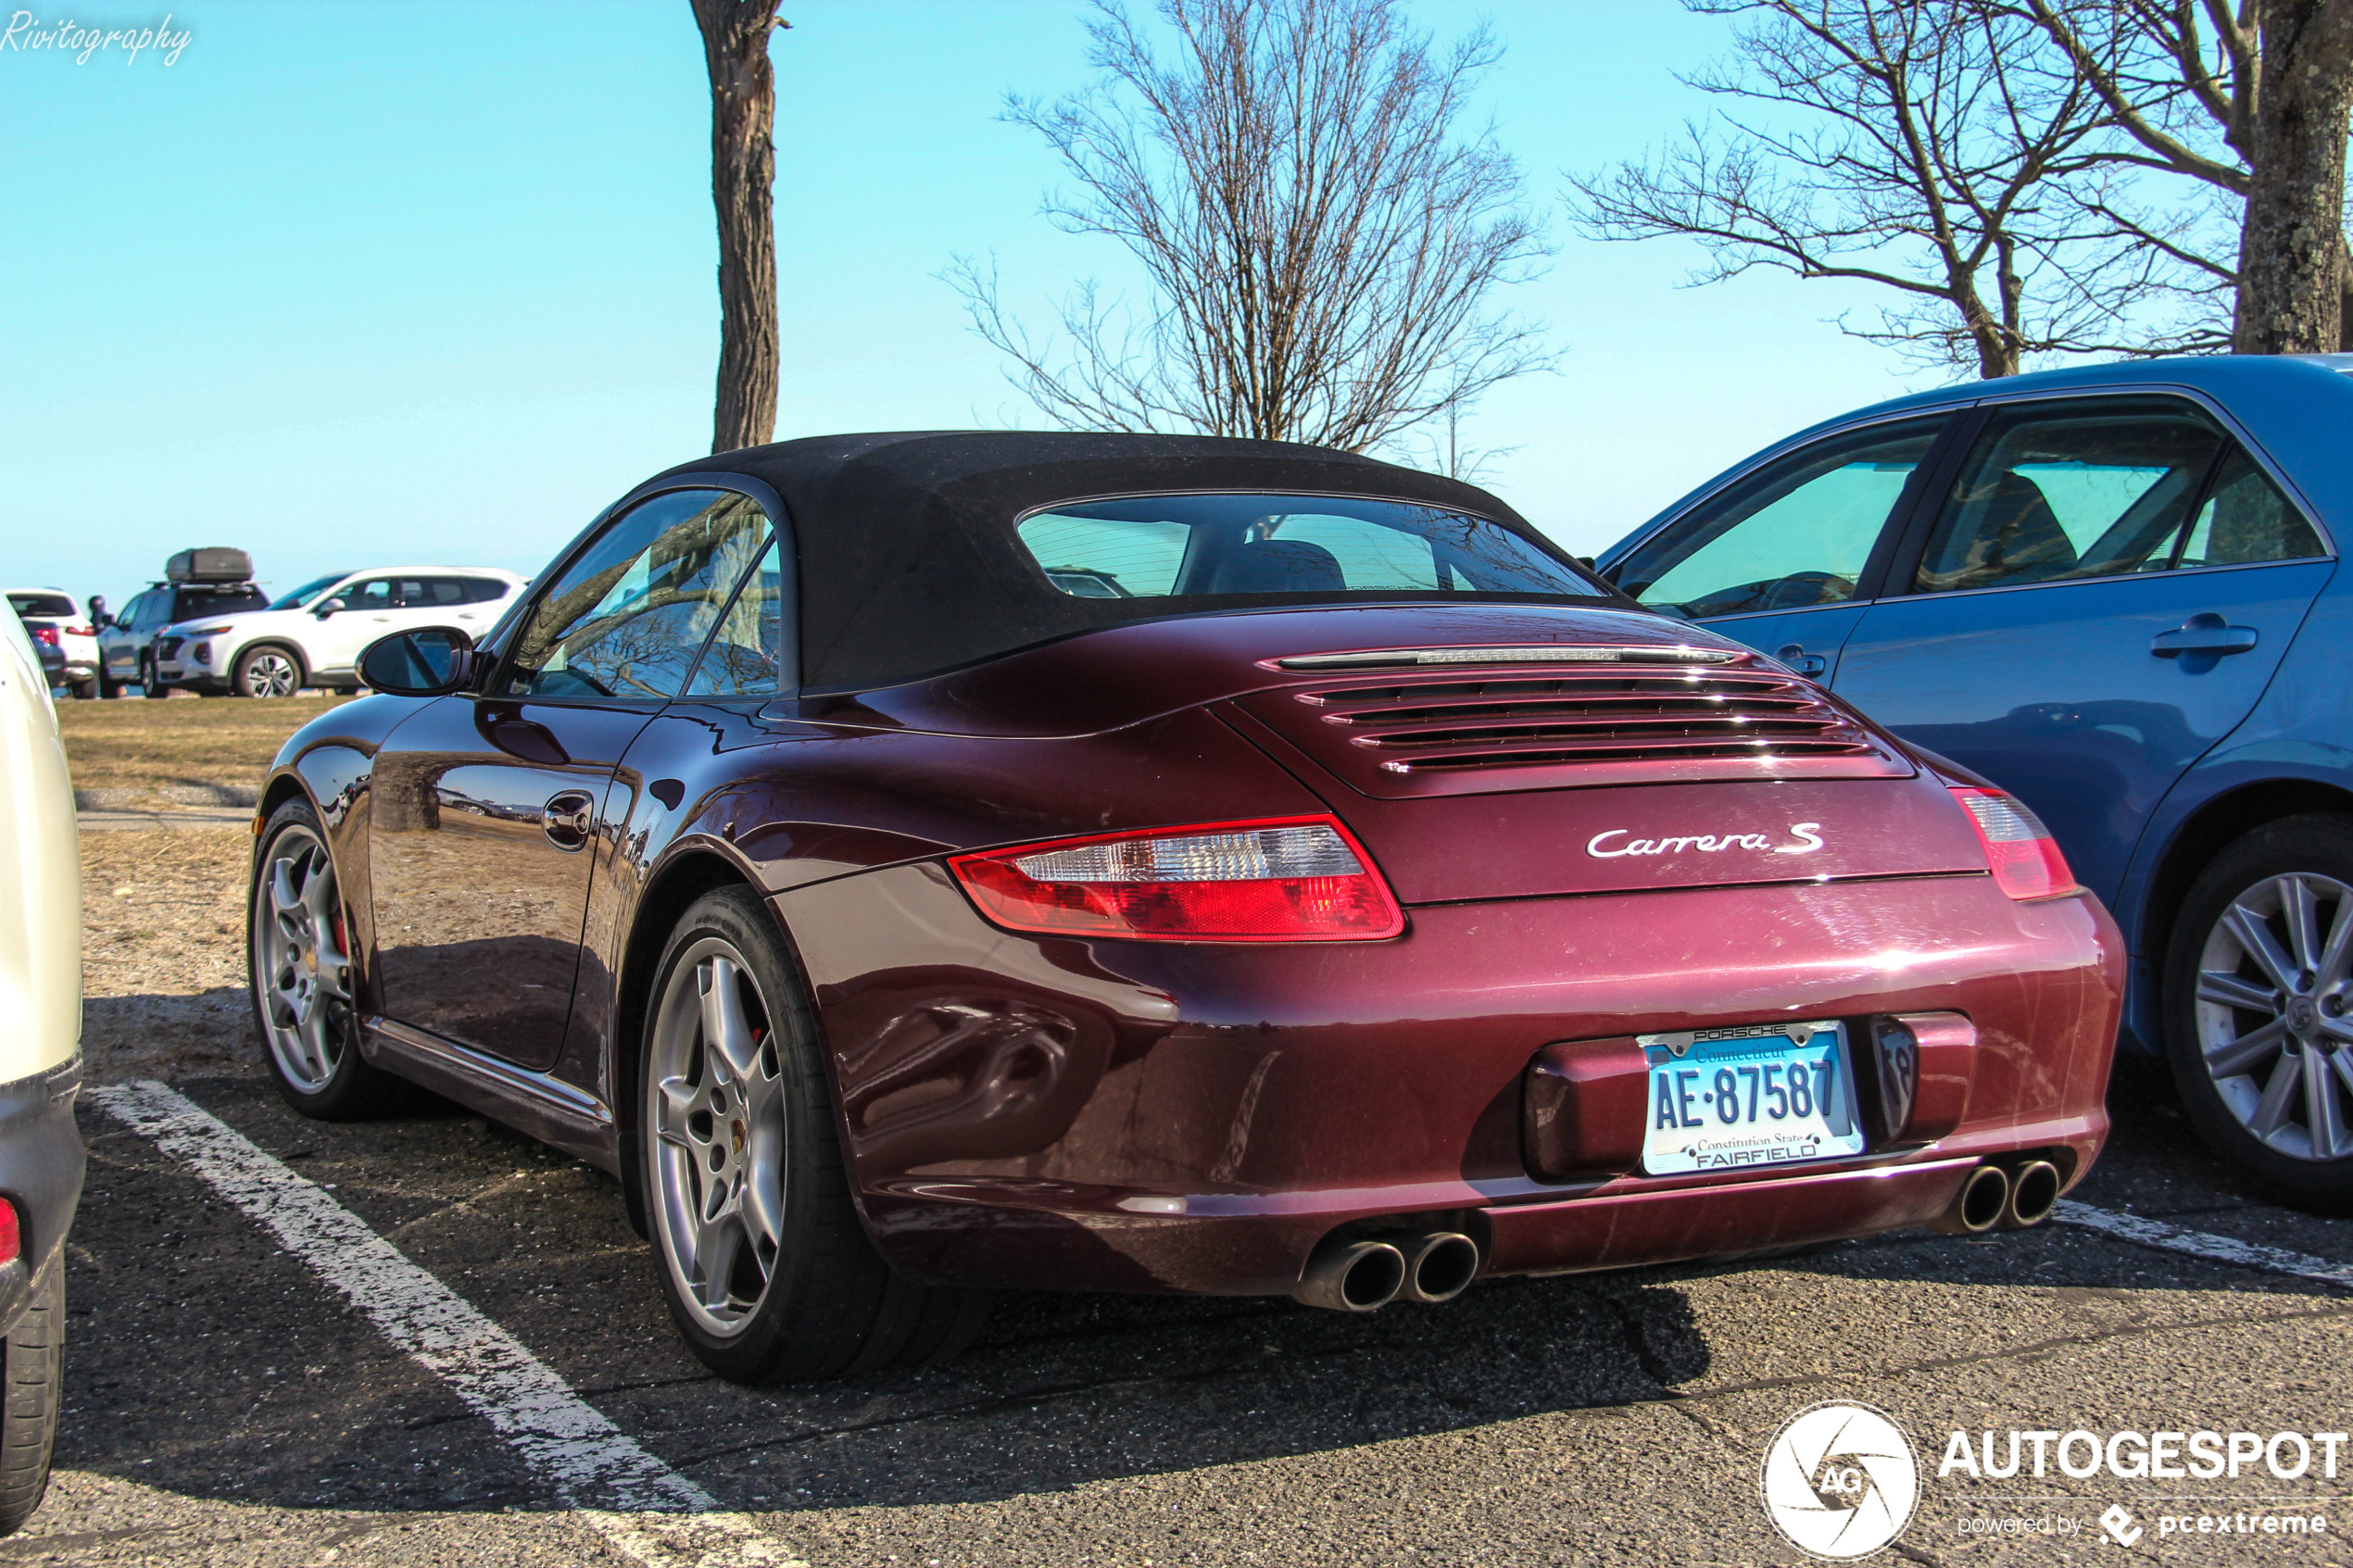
[3,0,1946,612]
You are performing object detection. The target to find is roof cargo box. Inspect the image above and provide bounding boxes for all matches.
[166,546,254,584]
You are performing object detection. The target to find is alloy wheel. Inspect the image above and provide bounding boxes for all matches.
[647,941,787,1336]
[2194,872,2353,1162]
[242,649,299,697]
[253,826,356,1093]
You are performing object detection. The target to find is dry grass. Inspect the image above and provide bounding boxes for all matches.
[79,827,260,1083]
[56,693,351,800]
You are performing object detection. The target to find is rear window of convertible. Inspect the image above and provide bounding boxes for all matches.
[1014,494,1604,601]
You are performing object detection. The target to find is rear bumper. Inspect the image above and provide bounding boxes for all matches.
[0,1059,85,1334]
[776,867,2123,1297]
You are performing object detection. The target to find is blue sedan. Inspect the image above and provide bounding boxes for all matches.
[1598,354,2353,1211]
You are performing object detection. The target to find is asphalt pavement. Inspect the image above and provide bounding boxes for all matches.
[11,1055,2349,1567]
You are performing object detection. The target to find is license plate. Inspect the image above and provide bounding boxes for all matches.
[1640,1021,1864,1175]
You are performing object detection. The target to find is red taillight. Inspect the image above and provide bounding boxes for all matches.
[29,626,58,648]
[950,816,1405,942]
[1950,787,2075,900]
[0,1199,18,1265]
[65,623,94,637]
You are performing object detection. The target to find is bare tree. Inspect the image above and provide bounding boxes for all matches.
[692,1,788,454]
[2018,1,2353,351]
[949,0,1552,454]
[1568,0,2196,379]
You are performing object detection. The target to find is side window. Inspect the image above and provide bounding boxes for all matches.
[342,579,396,612]
[2174,447,2326,569]
[1615,418,1945,618]
[683,538,787,696]
[1908,398,2302,594]
[123,593,153,630]
[459,577,510,604]
[505,489,771,700]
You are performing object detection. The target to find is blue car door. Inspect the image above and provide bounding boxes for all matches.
[1606,414,1955,680]
[1830,394,2334,907]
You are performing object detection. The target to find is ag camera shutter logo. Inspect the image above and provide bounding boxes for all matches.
[1760,1401,1920,1559]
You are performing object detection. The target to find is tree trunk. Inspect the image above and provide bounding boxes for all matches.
[2232,0,2353,354]
[693,1,783,453]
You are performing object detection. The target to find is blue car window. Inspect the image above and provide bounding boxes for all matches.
[1916,399,2238,593]
[2173,447,2326,569]
[681,537,786,696]
[1615,418,1945,618]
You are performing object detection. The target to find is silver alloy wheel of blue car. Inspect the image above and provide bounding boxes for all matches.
[253,824,356,1094]
[646,940,787,1336]
[2195,872,2353,1162]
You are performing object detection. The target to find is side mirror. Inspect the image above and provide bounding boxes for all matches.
[359,627,476,697]
[314,597,346,619]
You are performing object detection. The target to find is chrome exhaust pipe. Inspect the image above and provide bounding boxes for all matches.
[2001,1160,2062,1229]
[1931,1163,2010,1236]
[1292,1238,1407,1313]
[1394,1232,1480,1304]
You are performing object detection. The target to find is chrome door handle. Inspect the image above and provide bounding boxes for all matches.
[1776,644,1829,678]
[2151,613,2259,659]
[541,789,597,851]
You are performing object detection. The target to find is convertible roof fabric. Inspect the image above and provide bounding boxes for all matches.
[659,430,1550,692]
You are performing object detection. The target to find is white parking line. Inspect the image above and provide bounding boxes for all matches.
[93,1081,804,1567]
[2053,1199,2353,1288]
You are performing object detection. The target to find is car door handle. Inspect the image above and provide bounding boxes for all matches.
[2150,613,2259,659]
[1775,644,1829,677]
[541,789,597,852]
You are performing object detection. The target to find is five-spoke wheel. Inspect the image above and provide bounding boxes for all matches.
[254,822,355,1093]
[647,945,787,1335]
[236,646,301,698]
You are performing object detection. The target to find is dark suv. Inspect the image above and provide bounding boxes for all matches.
[98,582,270,697]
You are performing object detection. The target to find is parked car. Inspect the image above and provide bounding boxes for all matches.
[99,579,271,698]
[158,567,523,697]
[4,593,98,700]
[1597,353,2353,1210]
[250,433,2121,1383]
[0,610,85,1531]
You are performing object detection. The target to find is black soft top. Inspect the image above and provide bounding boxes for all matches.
[655,430,1565,693]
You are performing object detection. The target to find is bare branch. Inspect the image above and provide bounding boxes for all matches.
[948,0,1554,454]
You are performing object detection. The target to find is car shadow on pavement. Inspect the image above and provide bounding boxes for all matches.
[51,1060,2350,1519]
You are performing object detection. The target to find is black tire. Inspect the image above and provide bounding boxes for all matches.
[638,886,989,1384]
[0,1266,63,1536]
[97,673,122,699]
[234,644,304,699]
[67,678,96,702]
[2163,813,2353,1214]
[248,799,412,1120]
[139,657,168,699]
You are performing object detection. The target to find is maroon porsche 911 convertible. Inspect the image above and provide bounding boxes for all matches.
[248,432,2122,1383]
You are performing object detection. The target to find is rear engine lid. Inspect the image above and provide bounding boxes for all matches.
[1220,645,1986,902]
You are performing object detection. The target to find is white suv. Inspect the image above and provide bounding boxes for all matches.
[154,566,525,697]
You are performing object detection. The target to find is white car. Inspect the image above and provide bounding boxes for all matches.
[153,566,525,697]
[4,592,99,701]
[0,609,82,1533]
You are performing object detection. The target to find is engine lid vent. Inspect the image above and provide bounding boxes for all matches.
[1233,658,1909,798]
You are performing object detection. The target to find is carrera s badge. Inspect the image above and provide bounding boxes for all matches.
[1586,822,1824,859]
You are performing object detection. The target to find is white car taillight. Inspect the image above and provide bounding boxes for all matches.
[950,817,1404,942]
[1951,788,2076,900]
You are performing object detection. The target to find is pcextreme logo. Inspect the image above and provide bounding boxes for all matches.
[1760,1401,1920,1560]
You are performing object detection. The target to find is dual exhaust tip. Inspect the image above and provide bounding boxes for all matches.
[1932,1158,2062,1236]
[1293,1231,1480,1313]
